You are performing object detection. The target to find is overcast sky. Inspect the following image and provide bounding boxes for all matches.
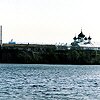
[0,0,100,44]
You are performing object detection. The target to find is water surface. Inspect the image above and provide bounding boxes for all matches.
[0,64,100,100]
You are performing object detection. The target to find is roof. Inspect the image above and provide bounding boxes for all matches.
[78,42,100,48]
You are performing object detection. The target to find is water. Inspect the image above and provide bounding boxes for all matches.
[0,64,100,100]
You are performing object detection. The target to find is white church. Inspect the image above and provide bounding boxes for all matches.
[71,29,100,50]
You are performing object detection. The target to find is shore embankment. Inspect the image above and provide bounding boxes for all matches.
[0,44,100,64]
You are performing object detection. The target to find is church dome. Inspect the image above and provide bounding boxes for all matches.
[84,37,87,40]
[73,36,77,40]
[78,29,85,38]
[88,36,92,40]
[78,32,85,38]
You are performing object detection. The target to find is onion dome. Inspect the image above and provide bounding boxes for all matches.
[78,29,85,38]
[84,37,87,40]
[88,36,92,40]
[73,36,77,40]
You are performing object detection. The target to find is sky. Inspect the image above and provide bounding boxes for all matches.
[0,0,100,44]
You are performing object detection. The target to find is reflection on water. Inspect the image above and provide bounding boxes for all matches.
[0,64,100,100]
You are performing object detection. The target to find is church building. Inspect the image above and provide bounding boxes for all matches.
[71,29,100,50]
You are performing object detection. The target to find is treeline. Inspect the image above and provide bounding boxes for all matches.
[0,48,100,64]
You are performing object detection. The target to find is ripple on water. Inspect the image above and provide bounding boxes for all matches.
[0,64,100,100]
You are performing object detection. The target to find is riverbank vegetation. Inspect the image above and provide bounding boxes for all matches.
[0,48,100,64]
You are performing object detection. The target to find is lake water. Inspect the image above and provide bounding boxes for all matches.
[0,64,100,100]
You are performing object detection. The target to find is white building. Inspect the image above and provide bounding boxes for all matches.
[71,29,100,50]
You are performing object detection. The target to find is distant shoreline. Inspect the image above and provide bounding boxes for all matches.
[0,44,100,64]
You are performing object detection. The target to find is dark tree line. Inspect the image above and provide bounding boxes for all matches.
[0,48,100,64]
